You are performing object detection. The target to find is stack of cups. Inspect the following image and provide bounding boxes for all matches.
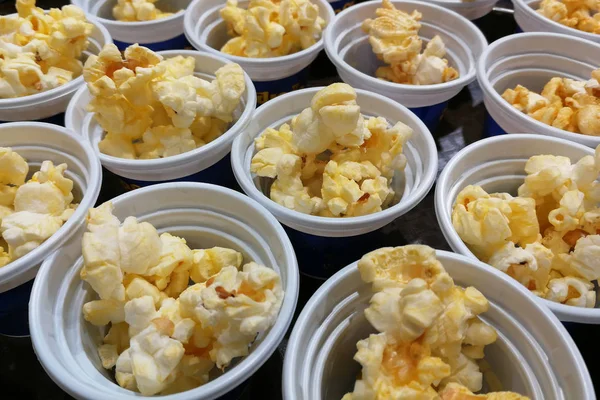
[324,0,487,132]
[231,87,438,278]
[0,122,102,336]
[513,0,600,44]
[435,134,600,323]
[66,50,256,190]
[88,0,192,50]
[0,15,111,125]
[184,0,335,105]
[284,250,595,399]
[29,183,298,399]
[477,32,600,147]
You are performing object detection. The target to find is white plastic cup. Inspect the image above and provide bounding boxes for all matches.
[514,0,600,44]
[66,50,256,189]
[231,87,438,277]
[477,32,600,147]
[184,0,335,105]
[0,122,102,336]
[89,0,191,51]
[283,250,595,400]
[29,182,298,400]
[324,0,487,131]
[434,134,600,323]
[425,0,498,20]
[0,15,111,123]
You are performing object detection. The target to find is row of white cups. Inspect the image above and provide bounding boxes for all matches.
[1,0,599,399]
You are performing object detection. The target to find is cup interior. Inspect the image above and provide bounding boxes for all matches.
[93,0,190,19]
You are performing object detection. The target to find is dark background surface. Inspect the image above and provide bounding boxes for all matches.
[0,0,598,399]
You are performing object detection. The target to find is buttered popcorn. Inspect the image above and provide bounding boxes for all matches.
[0,0,93,98]
[502,69,600,136]
[80,202,284,396]
[361,0,459,85]
[83,44,246,160]
[342,246,529,400]
[537,0,600,34]
[220,0,326,58]
[250,83,412,217]
[113,0,174,22]
[0,148,77,268]
[452,146,600,308]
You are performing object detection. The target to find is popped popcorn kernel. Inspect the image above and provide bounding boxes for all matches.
[0,0,92,98]
[84,44,246,160]
[343,246,529,400]
[113,0,175,22]
[452,146,600,308]
[250,83,413,218]
[80,202,284,395]
[502,69,600,136]
[220,0,326,58]
[361,0,459,85]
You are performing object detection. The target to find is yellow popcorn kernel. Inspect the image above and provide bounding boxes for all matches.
[126,277,163,305]
[104,322,130,354]
[113,0,174,22]
[554,234,600,281]
[83,299,126,326]
[190,247,243,283]
[0,245,11,268]
[124,295,159,337]
[439,383,531,400]
[118,216,162,275]
[0,147,28,186]
[271,154,324,214]
[98,344,119,369]
[487,242,552,293]
[251,147,287,178]
[14,161,74,216]
[546,276,596,307]
[1,211,63,259]
[548,190,586,232]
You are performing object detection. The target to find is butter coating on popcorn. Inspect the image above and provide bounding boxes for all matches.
[537,0,600,35]
[220,0,326,58]
[0,147,77,268]
[250,83,413,217]
[83,44,246,160]
[342,245,529,400]
[361,0,459,85]
[80,202,284,395]
[0,0,93,98]
[452,146,600,308]
[113,0,175,22]
[502,69,600,136]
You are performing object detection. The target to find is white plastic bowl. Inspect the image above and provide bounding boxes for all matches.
[66,50,256,184]
[231,86,438,237]
[427,0,498,20]
[90,0,191,50]
[514,0,600,44]
[184,0,335,100]
[435,134,600,323]
[29,182,299,400]
[324,0,488,108]
[0,122,102,336]
[283,250,595,400]
[0,14,111,122]
[477,32,600,147]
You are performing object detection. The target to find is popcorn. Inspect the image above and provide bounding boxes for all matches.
[113,0,174,22]
[220,0,326,58]
[84,44,246,160]
[251,83,413,217]
[0,148,76,265]
[439,383,530,399]
[537,0,600,35]
[361,0,459,85]
[502,69,600,136]
[0,0,92,98]
[80,203,284,395]
[453,147,600,308]
[344,246,528,400]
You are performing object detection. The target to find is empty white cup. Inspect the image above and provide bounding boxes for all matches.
[0,14,111,123]
[29,182,299,399]
[435,134,600,323]
[0,122,102,336]
[283,249,595,399]
[324,0,487,130]
[90,0,191,51]
[184,0,335,104]
[513,0,600,44]
[66,50,256,189]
